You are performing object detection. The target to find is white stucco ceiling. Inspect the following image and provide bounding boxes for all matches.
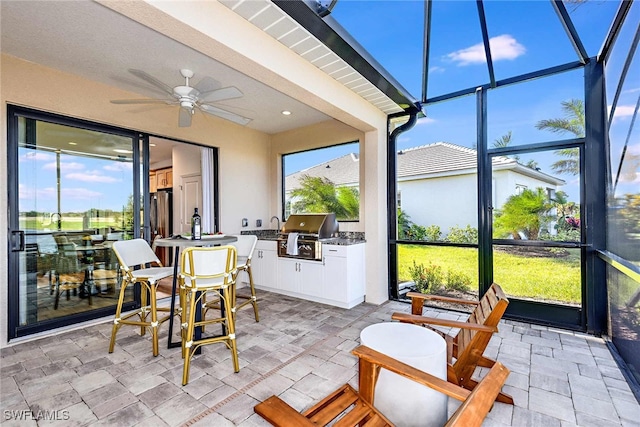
[1,0,341,134]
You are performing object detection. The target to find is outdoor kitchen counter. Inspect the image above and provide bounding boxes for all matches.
[241,230,365,309]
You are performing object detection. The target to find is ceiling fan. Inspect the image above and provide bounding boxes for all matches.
[111,68,252,127]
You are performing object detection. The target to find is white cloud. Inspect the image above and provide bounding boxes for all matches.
[104,163,132,172]
[66,171,119,183]
[429,66,446,74]
[417,117,436,125]
[19,152,53,162]
[19,184,103,201]
[446,34,526,66]
[609,104,637,120]
[43,161,85,171]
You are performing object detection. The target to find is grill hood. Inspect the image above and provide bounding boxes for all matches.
[281,213,338,239]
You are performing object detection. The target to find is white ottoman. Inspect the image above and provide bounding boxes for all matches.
[360,322,448,427]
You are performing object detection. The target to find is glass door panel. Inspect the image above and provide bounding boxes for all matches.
[491,148,583,312]
[16,117,135,327]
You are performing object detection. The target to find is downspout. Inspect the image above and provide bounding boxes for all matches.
[388,111,420,299]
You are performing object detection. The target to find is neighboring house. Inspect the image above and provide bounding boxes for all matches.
[286,142,565,236]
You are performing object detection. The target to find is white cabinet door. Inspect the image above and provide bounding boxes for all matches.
[278,258,300,292]
[298,260,324,298]
[322,244,365,308]
[252,241,277,287]
[323,253,348,303]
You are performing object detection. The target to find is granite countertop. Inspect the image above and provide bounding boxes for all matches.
[241,230,365,245]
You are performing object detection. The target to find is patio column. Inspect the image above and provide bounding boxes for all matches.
[363,127,389,304]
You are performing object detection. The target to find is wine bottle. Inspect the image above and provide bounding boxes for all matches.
[191,208,201,240]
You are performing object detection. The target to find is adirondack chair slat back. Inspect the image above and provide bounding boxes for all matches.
[456,284,508,360]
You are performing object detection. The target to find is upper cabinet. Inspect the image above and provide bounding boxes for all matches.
[150,168,172,192]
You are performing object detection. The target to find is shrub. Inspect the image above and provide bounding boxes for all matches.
[445,269,471,292]
[408,260,443,293]
[407,224,427,241]
[424,225,442,242]
[445,225,478,244]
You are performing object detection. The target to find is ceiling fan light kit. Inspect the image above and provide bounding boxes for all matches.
[111,68,251,127]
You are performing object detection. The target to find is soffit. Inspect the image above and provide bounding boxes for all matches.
[220,0,405,116]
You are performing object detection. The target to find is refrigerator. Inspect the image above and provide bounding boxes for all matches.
[150,189,173,265]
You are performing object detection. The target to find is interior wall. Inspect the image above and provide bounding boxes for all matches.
[0,54,272,346]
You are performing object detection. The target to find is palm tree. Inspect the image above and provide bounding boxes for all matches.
[290,174,359,220]
[493,131,512,148]
[535,99,584,175]
[493,188,554,240]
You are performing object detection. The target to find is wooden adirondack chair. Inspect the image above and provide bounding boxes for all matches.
[391,283,514,404]
[254,345,510,427]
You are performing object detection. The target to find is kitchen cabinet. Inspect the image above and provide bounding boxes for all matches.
[252,240,277,288]
[149,171,157,193]
[252,238,365,309]
[278,258,323,297]
[322,244,365,309]
[155,168,173,189]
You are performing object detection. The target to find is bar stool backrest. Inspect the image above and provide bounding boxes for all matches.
[231,235,257,266]
[181,246,237,287]
[112,238,161,271]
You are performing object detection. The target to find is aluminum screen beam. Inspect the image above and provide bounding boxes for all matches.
[551,0,589,64]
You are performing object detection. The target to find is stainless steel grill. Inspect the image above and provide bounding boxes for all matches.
[277,213,338,260]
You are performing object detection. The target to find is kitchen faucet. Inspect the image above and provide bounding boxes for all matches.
[270,216,281,231]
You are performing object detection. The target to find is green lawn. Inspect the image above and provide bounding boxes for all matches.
[21,216,122,232]
[398,244,581,304]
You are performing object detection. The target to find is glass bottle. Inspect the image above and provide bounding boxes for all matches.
[191,208,201,240]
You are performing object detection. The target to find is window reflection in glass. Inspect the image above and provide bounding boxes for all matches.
[18,119,134,325]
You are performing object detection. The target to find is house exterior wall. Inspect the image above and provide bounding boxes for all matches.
[399,172,478,235]
[399,169,561,237]
[495,169,558,208]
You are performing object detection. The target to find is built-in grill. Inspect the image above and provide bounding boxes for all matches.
[277,213,338,261]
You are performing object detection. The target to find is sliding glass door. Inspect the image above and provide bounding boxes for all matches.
[7,106,139,338]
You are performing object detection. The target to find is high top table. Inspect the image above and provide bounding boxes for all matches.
[360,322,448,427]
[153,235,238,350]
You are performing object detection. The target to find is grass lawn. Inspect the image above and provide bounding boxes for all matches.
[21,216,122,231]
[398,244,581,305]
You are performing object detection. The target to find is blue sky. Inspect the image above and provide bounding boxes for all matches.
[19,149,133,216]
[286,0,640,202]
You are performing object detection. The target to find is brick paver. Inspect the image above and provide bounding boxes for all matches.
[0,291,638,426]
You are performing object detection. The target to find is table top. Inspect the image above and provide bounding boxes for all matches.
[153,235,237,248]
[360,322,445,358]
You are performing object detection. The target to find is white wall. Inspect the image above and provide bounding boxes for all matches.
[399,172,478,235]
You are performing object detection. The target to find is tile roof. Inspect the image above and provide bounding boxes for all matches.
[285,142,563,188]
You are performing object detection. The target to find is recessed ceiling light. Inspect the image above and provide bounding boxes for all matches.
[68,142,77,145]
[113,149,133,154]
[281,110,291,116]
[150,143,156,147]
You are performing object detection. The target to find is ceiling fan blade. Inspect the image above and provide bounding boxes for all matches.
[193,76,219,94]
[128,69,175,96]
[179,107,192,127]
[199,104,251,126]
[110,99,174,105]
[199,86,243,103]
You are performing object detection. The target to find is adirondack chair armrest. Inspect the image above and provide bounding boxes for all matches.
[391,313,498,333]
[254,395,315,426]
[406,291,481,306]
[352,345,471,402]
